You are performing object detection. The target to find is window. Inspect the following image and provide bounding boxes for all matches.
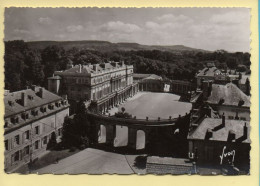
[4,121,8,128]
[11,118,15,124]
[21,112,29,120]
[15,135,20,145]
[35,140,39,150]
[35,126,39,135]
[55,102,61,107]
[40,107,46,113]
[48,104,54,110]
[31,110,38,116]
[11,117,19,124]
[24,146,30,155]
[25,130,30,140]
[4,140,8,151]
[43,136,48,145]
[14,151,19,162]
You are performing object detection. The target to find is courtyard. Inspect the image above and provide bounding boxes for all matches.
[100,92,192,149]
[118,92,192,120]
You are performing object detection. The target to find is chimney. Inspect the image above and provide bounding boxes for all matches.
[205,129,213,140]
[93,64,97,72]
[202,105,211,118]
[39,88,44,98]
[202,81,212,99]
[79,64,82,73]
[243,122,248,139]
[62,94,68,100]
[31,85,37,91]
[239,72,242,80]
[228,130,236,142]
[4,90,10,96]
[222,113,225,127]
[21,92,27,106]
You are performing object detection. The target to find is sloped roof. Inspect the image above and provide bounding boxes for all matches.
[144,74,162,80]
[133,73,162,80]
[60,62,125,75]
[47,75,61,80]
[146,157,193,175]
[5,87,62,118]
[207,83,250,107]
[133,73,152,79]
[188,118,250,143]
[239,75,250,85]
[197,67,221,77]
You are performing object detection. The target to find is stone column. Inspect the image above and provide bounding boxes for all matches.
[106,125,116,146]
[128,127,137,149]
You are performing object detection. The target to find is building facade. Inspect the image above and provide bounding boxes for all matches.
[133,74,164,92]
[4,86,69,172]
[48,61,138,113]
[188,116,250,173]
[203,82,250,121]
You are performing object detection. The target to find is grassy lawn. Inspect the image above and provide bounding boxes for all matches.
[15,148,80,174]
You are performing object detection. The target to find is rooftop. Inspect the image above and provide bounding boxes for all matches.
[188,118,250,143]
[5,86,63,118]
[197,67,221,77]
[56,62,131,75]
[146,156,193,175]
[207,83,250,107]
[133,73,162,80]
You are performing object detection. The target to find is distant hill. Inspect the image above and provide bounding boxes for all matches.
[26,40,210,53]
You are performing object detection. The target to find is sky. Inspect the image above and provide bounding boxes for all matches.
[4,8,251,52]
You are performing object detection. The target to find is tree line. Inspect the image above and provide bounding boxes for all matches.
[5,40,251,92]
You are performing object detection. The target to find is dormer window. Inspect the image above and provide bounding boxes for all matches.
[48,104,54,110]
[11,116,19,124]
[28,95,34,100]
[40,107,47,113]
[21,112,29,120]
[61,100,67,105]
[31,110,38,116]
[55,102,61,107]
[4,120,9,128]
[8,100,14,107]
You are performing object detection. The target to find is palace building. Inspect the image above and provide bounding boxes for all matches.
[48,61,139,113]
[4,86,69,172]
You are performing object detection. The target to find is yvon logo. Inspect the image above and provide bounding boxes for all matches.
[219,146,235,165]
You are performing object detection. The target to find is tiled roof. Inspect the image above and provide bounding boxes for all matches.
[133,73,162,80]
[5,87,62,118]
[188,118,250,143]
[60,62,127,75]
[197,67,221,77]
[146,157,194,175]
[144,74,162,80]
[207,83,250,107]
[133,73,152,79]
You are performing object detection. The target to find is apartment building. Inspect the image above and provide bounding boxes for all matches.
[4,86,69,172]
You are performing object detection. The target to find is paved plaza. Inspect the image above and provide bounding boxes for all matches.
[33,148,135,174]
[118,92,192,119]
